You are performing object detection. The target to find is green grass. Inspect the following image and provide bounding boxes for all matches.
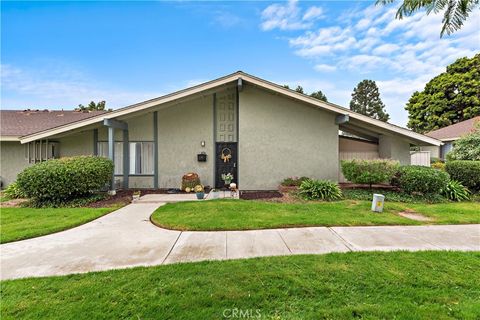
[0,207,118,243]
[151,199,480,231]
[1,252,479,319]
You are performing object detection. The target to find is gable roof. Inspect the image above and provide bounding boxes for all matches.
[426,116,480,141]
[17,71,442,146]
[0,110,107,141]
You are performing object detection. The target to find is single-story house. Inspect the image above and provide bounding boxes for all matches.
[421,116,480,160]
[0,71,441,190]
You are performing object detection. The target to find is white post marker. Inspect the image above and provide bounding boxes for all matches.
[371,194,385,212]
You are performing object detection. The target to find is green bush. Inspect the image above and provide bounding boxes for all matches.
[445,160,480,191]
[299,179,342,201]
[396,165,449,195]
[446,123,480,161]
[4,182,27,199]
[341,159,399,187]
[442,180,471,202]
[280,176,310,187]
[17,156,113,206]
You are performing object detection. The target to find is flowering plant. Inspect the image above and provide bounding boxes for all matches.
[221,173,234,184]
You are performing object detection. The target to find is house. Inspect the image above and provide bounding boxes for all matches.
[422,116,480,160]
[0,71,441,190]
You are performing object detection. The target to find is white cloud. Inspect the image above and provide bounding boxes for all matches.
[260,0,324,31]
[314,64,336,72]
[264,1,480,125]
[1,64,159,109]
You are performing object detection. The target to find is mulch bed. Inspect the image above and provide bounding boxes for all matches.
[240,191,283,200]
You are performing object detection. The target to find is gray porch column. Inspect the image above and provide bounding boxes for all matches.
[153,111,158,189]
[108,126,115,190]
[123,129,129,189]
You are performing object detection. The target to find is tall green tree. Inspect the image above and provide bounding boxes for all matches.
[406,54,480,133]
[349,80,390,122]
[295,86,304,94]
[310,90,328,102]
[76,100,106,111]
[376,0,480,37]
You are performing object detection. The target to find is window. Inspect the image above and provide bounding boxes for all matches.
[96,141,153,175]
[97,142,123,175]
[129,142,154,175]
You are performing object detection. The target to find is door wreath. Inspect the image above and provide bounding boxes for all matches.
[221,148,232,163]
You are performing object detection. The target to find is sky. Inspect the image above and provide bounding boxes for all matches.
[1,1,479,126]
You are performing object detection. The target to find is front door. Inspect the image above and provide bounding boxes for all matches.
[215,142,238,189]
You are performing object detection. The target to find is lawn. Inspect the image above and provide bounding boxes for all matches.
[151,199,480,231]
[0,207,118,243]
[1,251,479,319]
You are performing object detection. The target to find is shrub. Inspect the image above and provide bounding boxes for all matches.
[445,160,480,191]
[299,179,342,201]
[341,159,399,187]
[3,181,27,199]
[431,161,446,171]
[16,156,113,206]
[396,165,449,195]
[446,123,480,161]
[442,180,471,202]
[280,176,310,187]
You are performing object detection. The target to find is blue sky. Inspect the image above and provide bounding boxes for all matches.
[1,1,479,126]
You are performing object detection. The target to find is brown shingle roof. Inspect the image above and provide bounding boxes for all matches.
[0,109,107,137]
[426,116,480,141]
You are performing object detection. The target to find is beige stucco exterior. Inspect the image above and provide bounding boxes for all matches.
[420,145,440,159]
[157,95,214,189]
[339,137,378,152]
[58,131,94,157]
[0,142,31,186]
[379,135,411,165]
[238,85,339,190]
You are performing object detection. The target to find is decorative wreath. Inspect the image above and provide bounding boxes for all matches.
[221,148,232,163]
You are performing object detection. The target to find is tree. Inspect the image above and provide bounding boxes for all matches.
[349,80,390,122]
[376,0,480,37]
[295,86,304,94]
[76,100,106,111]
[406,54,480,133]
[446,122,480,161]
[310,90,328,102]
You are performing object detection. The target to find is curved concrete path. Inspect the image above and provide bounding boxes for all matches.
[1,202,479,280]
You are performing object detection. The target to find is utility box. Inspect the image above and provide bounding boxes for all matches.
[371,194,385,213]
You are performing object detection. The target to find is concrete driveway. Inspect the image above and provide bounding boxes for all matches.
[1,201,479,280]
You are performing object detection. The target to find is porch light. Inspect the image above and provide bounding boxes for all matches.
[201,141,206,147]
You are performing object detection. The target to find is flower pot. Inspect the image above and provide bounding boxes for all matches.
[196,192,205,200]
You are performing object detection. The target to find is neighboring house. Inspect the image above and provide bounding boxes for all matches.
[422,116,480,160]
[0,71,441,190]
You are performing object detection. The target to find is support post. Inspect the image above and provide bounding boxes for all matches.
[153,111,158,189]
[123,129,129,189]
[93,129,98,156]
[108,126,115,190]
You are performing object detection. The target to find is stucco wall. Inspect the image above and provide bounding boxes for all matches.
[58,131,94,157]
[98,112,154,142]
[0,142,31,187]
[379,135,411,165]
[419,145,440,159]
[238,85,339,190]
[339,137,378,152]
[158,95,214,188]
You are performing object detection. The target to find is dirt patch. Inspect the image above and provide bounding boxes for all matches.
[0,198,28,208]
[397,210,434,222]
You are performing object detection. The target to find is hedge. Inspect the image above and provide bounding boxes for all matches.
[445,160,480,191]
[341,159,399,187]
[17,156,114,206]
[395,165,449,195]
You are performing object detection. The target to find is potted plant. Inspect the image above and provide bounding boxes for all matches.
[211,188,220,199]
[221,173,234,187]
[132,190,141,202]
[194,184,205,200]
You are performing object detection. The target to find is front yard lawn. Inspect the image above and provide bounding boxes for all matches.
[0,207,118,243]
[151,199,480,231]
[2,251,479,319]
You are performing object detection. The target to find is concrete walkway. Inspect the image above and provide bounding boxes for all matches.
[1,202,479,280]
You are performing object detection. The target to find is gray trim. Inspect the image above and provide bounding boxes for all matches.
[153,111,159,189]
[335,114,350,125]
[235,86,240,188]
[103,119,128,130]
[123,129,129,189]
[108,126,115,190]
[213,93,217,187]
[93,129,98,156]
